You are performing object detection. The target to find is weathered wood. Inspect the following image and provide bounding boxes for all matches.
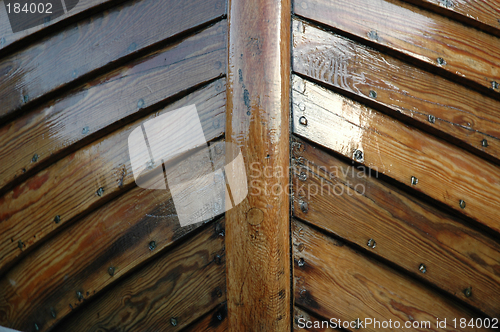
[293,220,487,332]
[292,76,500,235]
[0,0,126,54]
[294,0,500,96]
[293,20,500,164]
[51,219,226,332]
[294,307,337,331]
[0,80,226,275]
[225,0,291,329]
[183,304,228,332]
[402,0,500,38]
[0,0,226,120]
[291,136,500,317]
[0,21,226,194]
[0,143,226,331]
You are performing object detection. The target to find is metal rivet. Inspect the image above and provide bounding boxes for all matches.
[22,168,26,173]
[298,102,306,112]
[299,171,307,181]
[428,114,436,123]
[149,241,156,251]
[214,254,222,265]
[354,149,364,161]
[459,199,466,209]
[50,308,56,319]
[137,98,145,108]
[96,187,104,197]
[215,287,223,298]
[54,215,61,224]
[437,57,446,65]
[464,286,472,298]
[354,318,362,330]
[369,90,377,98]
[170,318,178,326]
[411,176,418,185]
[367,238,376,249]
[297,258,305,267]
[367,30,378,41]
[72,69,78,78]
[82,126,89,135]
[34,323,39,331]
[108,267,115,276]
[23,95,29,103]
[32,154,39,162]
[300,201,308,214]
[299,116,308,126]
[297,243,305,252]
[217,312,223,321]
[492,81,499,89]
[482,139,488,147]
[18,240,24,250]
[76,291,83,300]
[419,263,427,273]
[0,37,5,46]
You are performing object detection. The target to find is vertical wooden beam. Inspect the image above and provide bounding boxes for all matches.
[226,0,291,330]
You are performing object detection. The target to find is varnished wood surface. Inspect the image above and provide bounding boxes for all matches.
[292,76,500,235]
[0,0,226,121]
[0,80,226,275]
[0,21,226,195]
[0,0,126,54]
[402,0,500,37]
[225,0,291,330]
[291,136,500,317]
[293,20,500,164]
[183,304,228,332]
[293,220,487,332]
[0,141,226,331]
[294,0,500,96]
[52,219,226,332]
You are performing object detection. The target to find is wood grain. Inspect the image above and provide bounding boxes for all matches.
[293,19,500,163]
[401,0,500,37]
[0,79,226,275]
[294,307,337,331]
[292,76,500,235]
[183,303,228,332]
[0,21,226,195]
[0,0,226,120]
[0,143,227,331]
[294,0,500,96]
[291,136,500,317]
[293,220,488,332]
[0,0,126,54]
[51,219,226,332]
[225,0,291,329]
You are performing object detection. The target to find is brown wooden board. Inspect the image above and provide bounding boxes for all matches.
[0,143,227,331]
[51,219,226,332]
[0,0,126,54]
[293,220,488,332]
[225,0,291,329]
[294,0,500,96]
[0,0,226,121]
[402,0,500,38]
[292,76,500,235]
[0,21,226,194]
[291,136,500,317]
[183,304,228,332]
[0,79,226,275]
[293,19,500,164]
[294,307,338,331]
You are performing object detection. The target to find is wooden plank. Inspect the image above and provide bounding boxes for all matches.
[294,0,500,96]
[402,0,500,38]
[293,220,487,332]
[292,76,500,235]
[293,19,500,164]
[0,79,226,275]
[225,0,291,329]
[0,143,227,331]
[0,0,226,121]
[0,0,126,54]
[183,303,228,332]
[294,307,338,331]
[0,21,226,194]
[291,136,500,317]
[51,219,226,332]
